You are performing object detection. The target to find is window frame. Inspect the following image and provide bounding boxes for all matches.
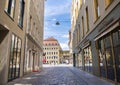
[86,7,89,33]
[8,34,22,81]
[82,16,84,38]
[18,0,25,28]
[93,0,100,22]
[5,0,16,19]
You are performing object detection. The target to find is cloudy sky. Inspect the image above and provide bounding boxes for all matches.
[44,0,72,50]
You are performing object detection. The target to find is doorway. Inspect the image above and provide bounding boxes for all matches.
[8,34,22,81]
[97,27,120,83]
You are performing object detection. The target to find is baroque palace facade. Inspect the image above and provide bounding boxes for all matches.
[43,37,71,65]
[70,0,120,84]
[0,0,44,84]
[43,37,62,64]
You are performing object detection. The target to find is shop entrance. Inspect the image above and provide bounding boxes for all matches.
[8,34,22,81]
[97,27,120,83]
[112,28,120,83]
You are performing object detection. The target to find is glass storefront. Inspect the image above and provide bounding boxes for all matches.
[98,39,107,78]
[97,27,120,83]
[84,46,93,73]
[104,34,115,81]
[78,52,83,69]
[8,34,22,81]
[112,28,120,83]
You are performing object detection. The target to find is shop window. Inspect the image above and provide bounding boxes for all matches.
[8,34,22,81]
[104,35,115,81]
[112,28,120,83]
[98,39,107,78]
[5,0,16,18]
[84,46,93,73]
[78,52,83,69]
[97,27,120,82]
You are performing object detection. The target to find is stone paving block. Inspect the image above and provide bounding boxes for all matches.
[7,66,115,85]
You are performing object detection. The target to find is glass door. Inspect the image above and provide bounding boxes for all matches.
[84,46,93,73]
[104,34,115,81]
[112,28,120,83]
[89,46,93,73]
[98,39,107,78]
[8,35,15,81]
[8,35,22,81]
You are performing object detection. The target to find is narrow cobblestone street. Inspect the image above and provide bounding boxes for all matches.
[7,65,114,85]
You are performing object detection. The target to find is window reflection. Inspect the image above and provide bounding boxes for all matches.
[112,28,120,83]
[84,46,93,73]
[104,35,115,81]
[8,34,22,81]
[97,28,120,82]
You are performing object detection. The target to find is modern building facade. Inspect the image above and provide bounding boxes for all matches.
[23,0,44,74]
[0,0,26,84]
[68,30,73,64]
[0,0,44,84]
[70,0,120,84]
[43,37,62,64]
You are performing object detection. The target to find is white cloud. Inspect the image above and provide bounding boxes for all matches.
[45,2,71,17]
[62,34,69,38]
[60,43,69,50]
[52,18,56,21]
[44,0,71,50]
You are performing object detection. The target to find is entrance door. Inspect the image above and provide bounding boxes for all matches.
[73,53,76,67]
[104,34,115,81]
[8,35,22,81]
[112,28,120,83]
[98,39,107,78]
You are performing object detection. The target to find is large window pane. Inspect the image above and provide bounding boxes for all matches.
[98,39,107,78]
[8,34,22,81]
[89,46,93,72]
[8,34,15,81]
[104,35,115,81]
[18,0,25,28]
[86,7,89,32]
[5,0,15,18]
[16,39,21,77]
[12,36,18,78]
[94,0,100,20]
[112,28,120,83]
[84,48,88,71]
[84,46,93,73]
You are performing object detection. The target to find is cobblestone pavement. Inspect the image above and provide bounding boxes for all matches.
[7,66,115,85]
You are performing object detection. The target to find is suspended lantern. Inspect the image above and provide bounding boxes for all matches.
[55,21,60,25]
